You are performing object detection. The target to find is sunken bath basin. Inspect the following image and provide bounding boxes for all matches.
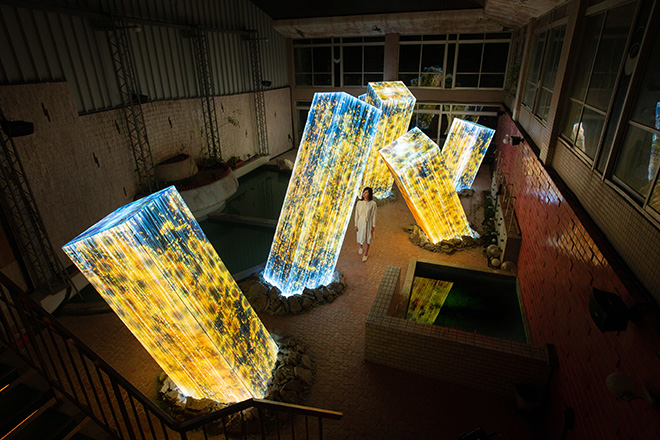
[365,258,554,396]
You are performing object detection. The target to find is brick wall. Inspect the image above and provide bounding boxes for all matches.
[365,266,552,397]
[496,113,660,439]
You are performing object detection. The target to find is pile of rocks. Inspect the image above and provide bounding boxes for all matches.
[374,192,397,206]
[237,272,347,315]
[404,224,482,254]
[157,334,314,433]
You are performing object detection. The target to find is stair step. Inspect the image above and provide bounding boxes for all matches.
[0,383,53,436]
[0,362,19,389]
[70,434,97,440]
[7,407,78,440]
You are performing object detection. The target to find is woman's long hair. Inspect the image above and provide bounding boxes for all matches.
[361,187,373,201]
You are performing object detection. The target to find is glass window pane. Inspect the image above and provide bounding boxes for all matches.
[523,81,537,108]
[482,43,509,73]
[581,107,606,158]
[294,47,312,73]
[613,125,660,197]
[342,46,362,72]
[569,14,605,102]
[313,74,331,86]
[365,73,384,84]
[455,74,479,87]
[364,45,384,72]
[421,44,445,70]
[343,73,362,85]
[540,26,566,93]
[457,44,482,72]
[629,32,660,128]
[648,176,660,213]
[295,73,312,86]
[419,70,443,87]
[399,74,418,87]
[561,100,584,143]
[312,46,332,73]
[537,89,553,120]
[479,74,505,88]
[399,44,421,72]
[585,5,635,110]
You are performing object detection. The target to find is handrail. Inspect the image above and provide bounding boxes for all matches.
[0,271,343,439]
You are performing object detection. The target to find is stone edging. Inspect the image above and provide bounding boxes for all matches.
[238,272,347,315]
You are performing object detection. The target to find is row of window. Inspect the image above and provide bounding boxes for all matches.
[523,0,660,219]
[293,33,511,89]
[294,102,499,147]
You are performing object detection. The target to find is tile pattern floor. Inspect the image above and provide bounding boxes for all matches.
[59,161,534,440]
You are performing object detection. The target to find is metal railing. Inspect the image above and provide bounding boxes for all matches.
[0,272,342,439]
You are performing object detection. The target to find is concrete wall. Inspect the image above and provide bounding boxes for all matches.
[0,81,293,281]
[496,112,660,439]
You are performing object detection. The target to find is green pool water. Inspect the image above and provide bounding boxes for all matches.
[428,276,527,343]
[220,168,290,220]
[199,167,290,275]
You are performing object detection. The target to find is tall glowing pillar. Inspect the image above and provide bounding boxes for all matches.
[62,186,277,402]
[264,92,382,296]
[440,118,495,191]
[380,127,477,244]
[360,82,416,199]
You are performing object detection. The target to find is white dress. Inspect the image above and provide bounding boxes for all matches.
[355,199,377,244]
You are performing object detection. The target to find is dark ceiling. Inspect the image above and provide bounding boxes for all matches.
[247,0,485,20]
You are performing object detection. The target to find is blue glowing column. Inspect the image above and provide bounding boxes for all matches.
[380,127,477,244]
[360,82,416,199]
[62,186,278,402]
[264,92,382,296]
[440,118,495,191]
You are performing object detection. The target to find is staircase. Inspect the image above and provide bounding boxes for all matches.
[0,346,109,440]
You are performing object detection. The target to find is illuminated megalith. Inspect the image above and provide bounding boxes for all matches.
[440,118,495,191]
[264,92,382,297]
[360,81,416,199]
[62,186,277,402]
[380,127,477,244]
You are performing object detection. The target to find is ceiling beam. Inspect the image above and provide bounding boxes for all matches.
[272,10,506,38]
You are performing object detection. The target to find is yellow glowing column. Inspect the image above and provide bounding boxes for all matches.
[380,127,477,244]
[62,186,277,402]
[360,81,416,199]
[264,92,382,296]
[440,118,495,191]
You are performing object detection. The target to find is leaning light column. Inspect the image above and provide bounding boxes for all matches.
[440,118,495,191]
[62,186,278,403]
[380,127,477,244]
[263,92,382,297]
[360,81,416,199]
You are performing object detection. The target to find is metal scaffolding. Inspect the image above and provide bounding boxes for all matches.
[247,31,269,156]
[186,28,221,160]
[105,18,157,195]
[0,105,75,294]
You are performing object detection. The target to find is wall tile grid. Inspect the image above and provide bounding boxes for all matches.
[496,114,660,439]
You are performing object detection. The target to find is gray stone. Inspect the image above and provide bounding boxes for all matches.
[288,296,303,313]
[280,389,299,403]
[248,282,268,299]
[185,397,216,412]
[295,366,313,385]
[314,289,325,302]
[282,379,303,392]
[251,293,269,311]
[301,297,313,310]
[267,287,280,303]
[301,354,313,370]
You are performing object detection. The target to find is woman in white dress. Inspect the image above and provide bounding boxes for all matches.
[354,187,377,262]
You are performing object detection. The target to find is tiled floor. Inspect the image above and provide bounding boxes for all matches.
[59,159,533,440]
